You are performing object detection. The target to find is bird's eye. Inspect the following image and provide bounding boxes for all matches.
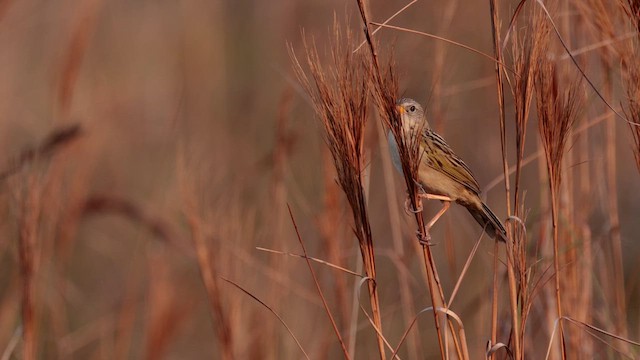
[409,105,416,112]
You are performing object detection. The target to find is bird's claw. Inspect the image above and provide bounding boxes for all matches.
[416,230,437,246]
[404,196,423,215]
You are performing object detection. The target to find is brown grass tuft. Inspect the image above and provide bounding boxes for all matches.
[535,53,583,360]
[620,0,640,172]
[291,20,385,360]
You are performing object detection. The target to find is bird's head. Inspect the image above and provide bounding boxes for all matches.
[395,98,428,135]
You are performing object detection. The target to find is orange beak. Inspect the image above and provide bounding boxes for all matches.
[396,105,404,115]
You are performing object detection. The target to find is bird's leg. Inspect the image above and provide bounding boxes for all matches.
[426,201,451,230]
[415,202,451,246]
[414,194,453,245]
[418,193,453,202]
[410,193,453,246]
[417,193,453,229]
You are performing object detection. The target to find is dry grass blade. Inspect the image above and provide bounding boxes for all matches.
[1,326,22,360]
[0,124,82,182]
[562,317,640,347]
[221,277,310,360]
[351,278,396,356]
[545,317,640,360]
[290,19,386,359]
[353,0,418,53]
[255,247,362,277]
[368,22,515,74]
[287,205,350,359]
[448,231,485,307]
[485,342,511,359]
[81,194,187,252]
[391,307,433,359]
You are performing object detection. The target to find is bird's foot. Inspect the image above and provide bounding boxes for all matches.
[404,196,423,215]
[416,230,437,246]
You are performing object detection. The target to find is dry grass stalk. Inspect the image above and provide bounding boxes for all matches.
[576,1,628,353]
[535,56,583,359]
[503,5,550,359]
[178,155,234,360]
[221,277,310,360]
[374,116,422,359]
[354,3,454,359]
[144,252,190,360]
[611,4,640,354]
[58,0,103,118]
[487,1,509,357]
[318,147,351,329]
[288,205,350,359]
[291,21,386,359]
[356,2,480,358]
[16,175,44,360]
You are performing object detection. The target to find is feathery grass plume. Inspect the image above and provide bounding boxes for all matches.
[507,8,548,336]
[535,56,583,360]
[623,63,640,172]
[620,0,640,33]
[291,21,385,360]
[503,6,550,359]
[507,4,550,210]
[536,67,582,190]
[619,0,640,172]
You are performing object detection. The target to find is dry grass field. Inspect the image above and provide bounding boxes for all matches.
[1,0,640,359]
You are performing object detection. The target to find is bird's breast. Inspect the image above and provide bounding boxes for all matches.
[418,165,466,200]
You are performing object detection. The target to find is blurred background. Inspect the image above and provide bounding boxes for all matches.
[0,0,639,359]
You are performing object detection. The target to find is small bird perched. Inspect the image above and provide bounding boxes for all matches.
[388,98,508,242]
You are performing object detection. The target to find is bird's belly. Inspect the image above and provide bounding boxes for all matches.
[418,166,466,201]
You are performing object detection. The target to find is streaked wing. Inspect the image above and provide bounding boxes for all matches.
[421,129,481,194]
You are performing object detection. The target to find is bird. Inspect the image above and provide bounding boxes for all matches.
[388,98,508,242]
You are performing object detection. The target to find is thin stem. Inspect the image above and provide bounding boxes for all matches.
[287,205,351,359]
[549,177,566,360]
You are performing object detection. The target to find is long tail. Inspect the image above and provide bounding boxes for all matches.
[466,202,508,242]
